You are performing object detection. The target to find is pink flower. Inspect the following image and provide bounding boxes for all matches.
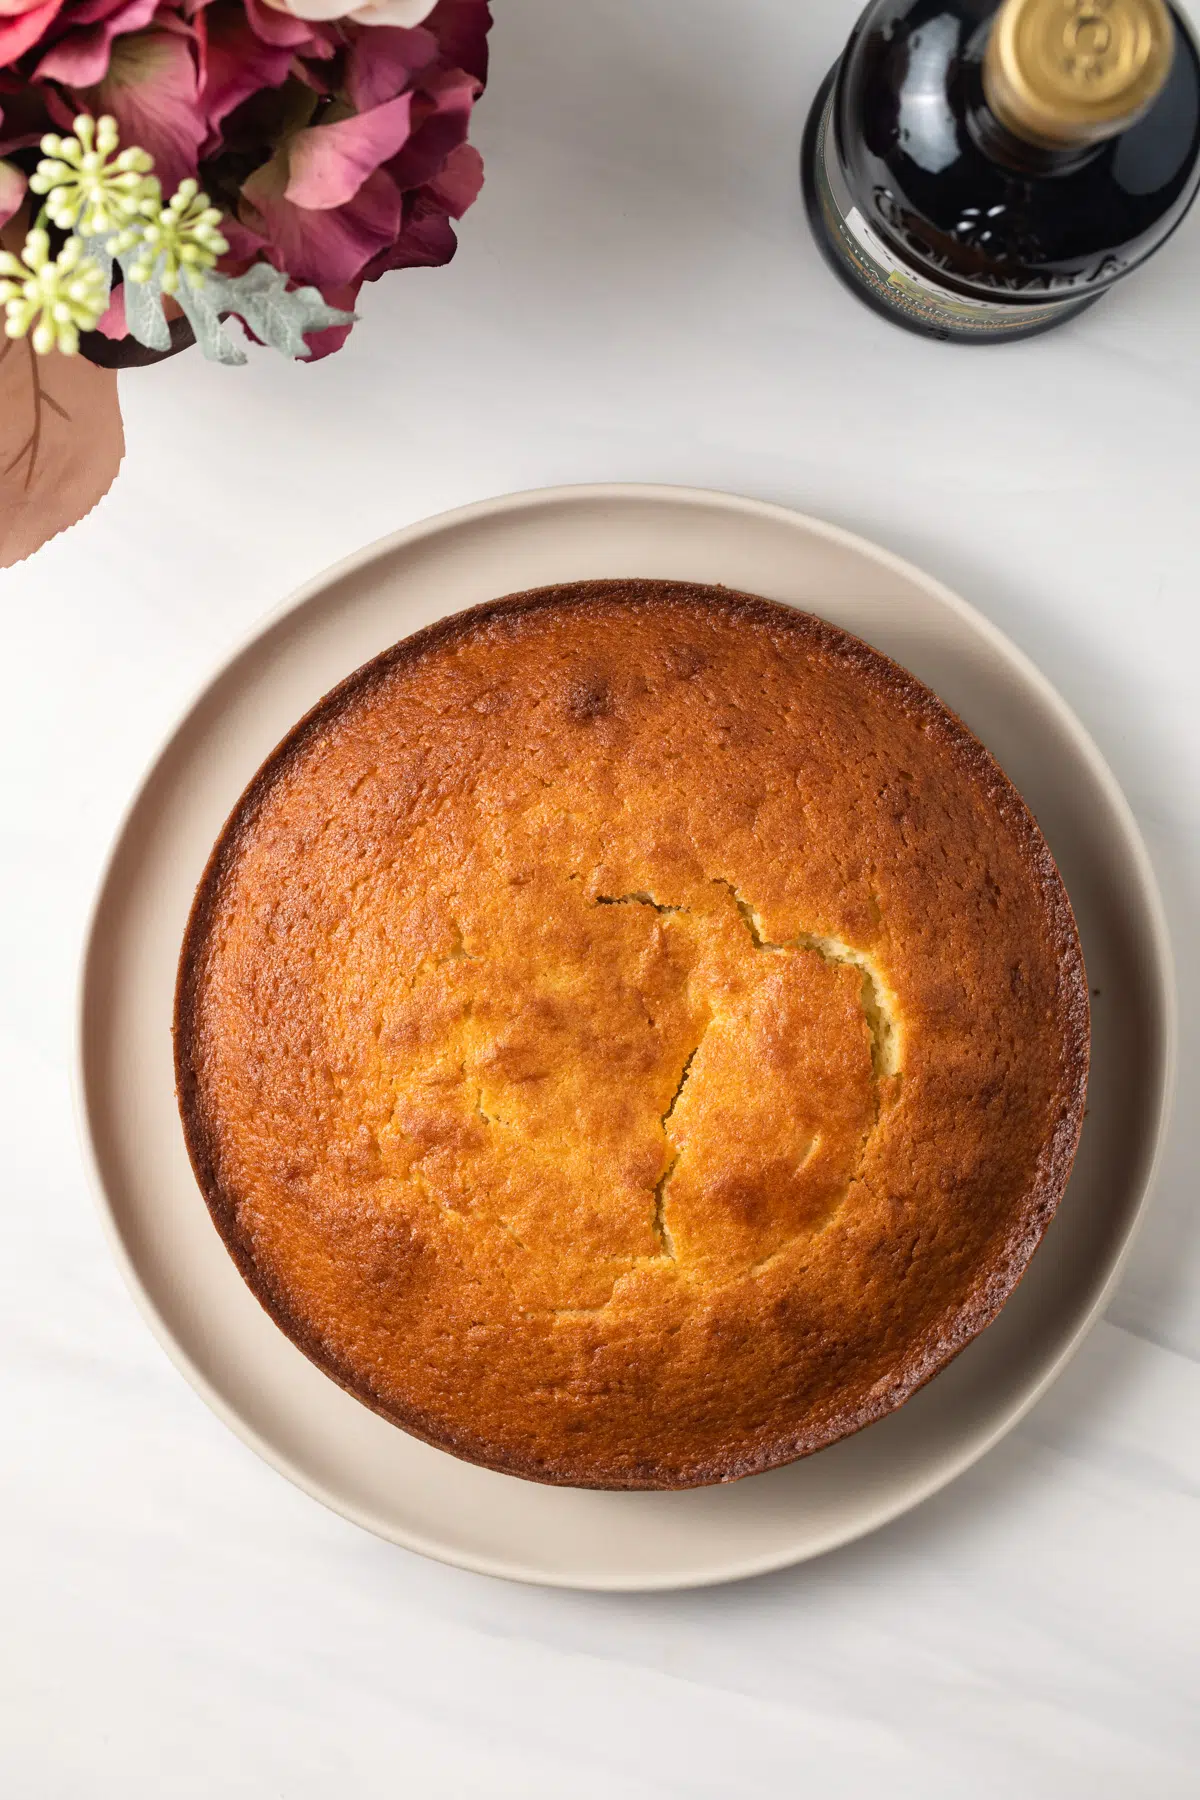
[0,0,492,361]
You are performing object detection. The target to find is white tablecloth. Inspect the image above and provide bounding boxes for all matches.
[3,3,1198,1793]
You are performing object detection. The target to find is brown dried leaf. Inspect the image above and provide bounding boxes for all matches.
[0,335,125,569]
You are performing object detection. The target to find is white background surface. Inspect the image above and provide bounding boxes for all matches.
[3,1,1198,1793]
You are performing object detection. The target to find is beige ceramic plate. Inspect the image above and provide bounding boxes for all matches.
[78,485,1175,1590]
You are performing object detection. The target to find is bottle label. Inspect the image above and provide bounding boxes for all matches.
[812,86,1077,338]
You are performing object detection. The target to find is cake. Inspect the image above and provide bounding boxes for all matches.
[175,580,1089,1489]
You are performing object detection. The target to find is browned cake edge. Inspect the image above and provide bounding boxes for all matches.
[174,580,1091,1489]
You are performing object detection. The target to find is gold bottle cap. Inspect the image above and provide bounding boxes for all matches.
[984,0,1175,148]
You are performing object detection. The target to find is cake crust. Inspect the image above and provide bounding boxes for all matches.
[175,580,1089,1489]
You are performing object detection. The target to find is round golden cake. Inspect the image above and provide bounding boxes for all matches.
[175,580,1088,1489]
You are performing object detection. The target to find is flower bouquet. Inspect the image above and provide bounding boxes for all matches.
[0,0,491,562]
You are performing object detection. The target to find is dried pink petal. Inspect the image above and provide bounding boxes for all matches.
[34,0,159,87]
[200,9,297,135]
[85,29,205,193]
[346,24,438,112]
[243,149,403,285]
[285,93,414,210]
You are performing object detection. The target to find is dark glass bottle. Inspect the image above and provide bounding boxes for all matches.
[801,0,1200,341]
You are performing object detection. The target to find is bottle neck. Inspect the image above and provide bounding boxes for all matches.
[979,0,1175,161]
[964,52,1100,174]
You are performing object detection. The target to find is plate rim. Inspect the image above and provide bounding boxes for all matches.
[73,481,1179,1590]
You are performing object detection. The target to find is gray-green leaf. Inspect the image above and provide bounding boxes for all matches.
[190,263,355,362]
[78,233,114,299]
[175,270,247,367]
[116,248,170,352]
